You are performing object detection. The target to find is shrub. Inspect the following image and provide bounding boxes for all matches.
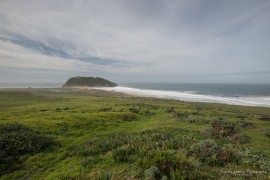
[55,107,61,111]
[98,107,112,112]
[190,140,240,166]
[144,166,160,180]
[173,112,189,119]
[99,171,111,180]
[0,123,55,175]
[219,144,240,165]
[190,139,219,165]
[265,131,270,138]
[210,119,238,139]
[239,149,270,171]
[186,117,210,124]
[74,128,201,159]
[258,115,270,121]
[112,145,136,162]
[165,107,175,113]
[129,108,140,113]
[236,120,253,129]
[234,134,251,144]
[143,150,205,179]
[143,110,155,116]
[120,113,137,121]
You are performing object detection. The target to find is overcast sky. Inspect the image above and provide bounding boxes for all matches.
[0,0,270,83]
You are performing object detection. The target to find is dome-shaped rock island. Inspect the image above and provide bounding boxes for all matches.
[62,76,117,87]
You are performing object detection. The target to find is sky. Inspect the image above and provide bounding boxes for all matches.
[0,0,270,83]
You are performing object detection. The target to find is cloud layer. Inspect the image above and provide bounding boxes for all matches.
[0,0,270,83]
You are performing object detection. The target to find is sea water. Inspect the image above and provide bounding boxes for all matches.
[96,83,270,107]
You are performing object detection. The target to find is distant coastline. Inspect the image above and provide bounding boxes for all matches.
[1,83,269,108]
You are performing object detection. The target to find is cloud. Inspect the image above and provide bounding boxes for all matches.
[0,0,270,83]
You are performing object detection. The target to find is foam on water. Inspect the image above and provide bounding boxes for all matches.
[95,86,270,107]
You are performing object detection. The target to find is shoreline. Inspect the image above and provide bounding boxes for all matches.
[92,87,270,108]
[1,86,270,108]
[0,86,270,108]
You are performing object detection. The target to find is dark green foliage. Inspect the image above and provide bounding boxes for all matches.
[120,113,137,121]
[239,149,270,171]
[131,103,159,110]
[185,117,210,124]
[56,107,62,111]
[210,119,238,139]
[258,114,270,121]
[165,106,175,113]
[0,123,55,175]
[63,107,70,110]
[74,128,207,179]
[190,139,219,164]
[142,150,206,179]
[112,146,136,162]
[74,128,201,157]
[99,171,111,180]
[190,140,239,166]
[142,110,155,116]
[98,107,112,112]
[265,131,270,138]
[234,134,251,144]
[129,108,140,113]
[236,120,253,129]
[173,112,189,119]
[144,166,160,180]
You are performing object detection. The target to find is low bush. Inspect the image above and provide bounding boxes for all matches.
[265,131,270,138]
[98,107,112,112]
[210,119,238,139]
[234,134,251,144]
[239,149,270,171]
[74,128,201,158]
[142,150,206,179]
[190,140,240,166]
[129,108,140,113]
[112,145,136,162]
[236,120,253,129]
[258,115,270,121]
[173,112,189,119]
[120,113,137,121]
[55,107,61,111]
[144,166,161,180]
[185,117,210,124]
[0,123,55,175]
[165,107,175,113]
[63,107,70,110]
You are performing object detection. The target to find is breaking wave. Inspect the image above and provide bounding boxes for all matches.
[94,86,270,107]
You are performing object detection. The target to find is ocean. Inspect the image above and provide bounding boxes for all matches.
[96,83,270,107]
[0,82,270,107]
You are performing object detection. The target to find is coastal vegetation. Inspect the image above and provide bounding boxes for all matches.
[0,89,269,179]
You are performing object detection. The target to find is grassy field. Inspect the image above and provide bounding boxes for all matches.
[0,88,269,179]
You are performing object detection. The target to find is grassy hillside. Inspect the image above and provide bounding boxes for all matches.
[0,88,269,179]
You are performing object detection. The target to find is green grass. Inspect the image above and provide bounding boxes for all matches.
[0,88,269,179]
